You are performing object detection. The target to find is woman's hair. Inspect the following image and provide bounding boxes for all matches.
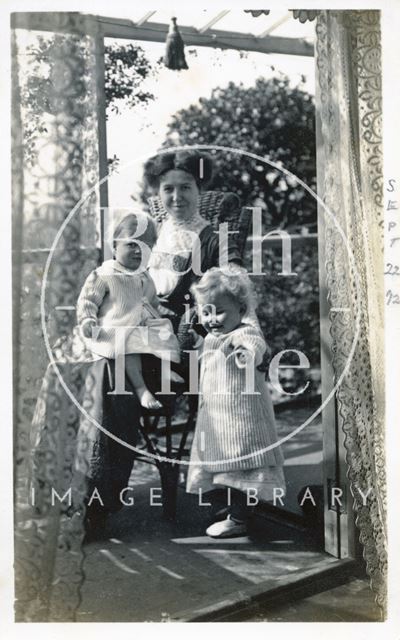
[112,213,157,250]
[191,265,256,313]
[143,149,214,190]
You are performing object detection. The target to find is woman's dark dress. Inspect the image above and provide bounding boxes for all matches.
[159,224,242,319]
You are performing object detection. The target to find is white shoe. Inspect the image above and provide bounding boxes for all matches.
[206,514,247,538]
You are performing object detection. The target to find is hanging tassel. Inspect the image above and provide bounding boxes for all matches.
[164,17,188,70]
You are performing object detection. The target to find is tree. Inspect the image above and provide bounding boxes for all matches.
[104,42,156,114]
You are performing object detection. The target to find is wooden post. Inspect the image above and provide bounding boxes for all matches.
[93,25,110,260]
[315,56,357,560]
[315,98,341,557]
[11,29,24,433]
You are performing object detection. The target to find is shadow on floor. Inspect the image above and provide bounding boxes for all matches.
[78,476,369,623]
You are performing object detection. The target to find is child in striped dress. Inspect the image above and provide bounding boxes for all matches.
[186,266,285,538]
[77,213,181,410]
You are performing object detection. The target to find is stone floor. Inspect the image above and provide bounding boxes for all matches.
[76,405,381,623]
[77,474,380,623]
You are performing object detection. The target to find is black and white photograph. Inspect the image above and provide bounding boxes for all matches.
[2,0,399,634]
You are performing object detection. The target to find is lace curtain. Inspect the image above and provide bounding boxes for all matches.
[315,11,386,611]
[12,14,100,621]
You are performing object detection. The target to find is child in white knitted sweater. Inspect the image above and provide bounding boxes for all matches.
[186,266,285,538]
[77,213,181,410]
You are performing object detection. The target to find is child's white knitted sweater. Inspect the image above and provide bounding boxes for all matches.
[76,259,179,361]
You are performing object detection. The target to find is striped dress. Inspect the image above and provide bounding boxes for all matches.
[186,324,286,501]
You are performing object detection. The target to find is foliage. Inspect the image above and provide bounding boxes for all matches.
[104,42,156,114]
[21,36,157,165]
[251,243,320,367]
[19,35,58,166]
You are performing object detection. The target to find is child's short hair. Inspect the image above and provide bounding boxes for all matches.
[191,265,256,313]
[112,213,157,251]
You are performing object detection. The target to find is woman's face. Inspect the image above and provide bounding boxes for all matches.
[158,169,199,221]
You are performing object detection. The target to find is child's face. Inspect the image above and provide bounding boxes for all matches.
[198,293,245,335]
[114,228,155,270]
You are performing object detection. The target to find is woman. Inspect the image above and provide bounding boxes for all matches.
[31,150,243,541]
[144,149,243,332]
[78,151,243,534]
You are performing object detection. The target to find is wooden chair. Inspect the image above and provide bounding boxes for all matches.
[135,191,252,519]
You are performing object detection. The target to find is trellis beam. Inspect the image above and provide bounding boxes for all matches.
[136,11,156,27]
[258,14,291,38]
[11,12,314,57]
[198,10,230,33]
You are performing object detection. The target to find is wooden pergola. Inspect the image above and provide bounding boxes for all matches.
[12,10,314,56]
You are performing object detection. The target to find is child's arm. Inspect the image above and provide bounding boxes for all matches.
[230,326,266,368]
[188,329,204,352]
[144,276,160,309]
[242,306,271,359]
[184,307,204,351]
[77,270,108,338]
[142,275,169,318]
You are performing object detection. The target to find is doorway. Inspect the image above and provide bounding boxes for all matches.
[12,9,363,623]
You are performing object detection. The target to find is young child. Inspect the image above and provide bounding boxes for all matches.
[77,213,182,410]
[186,266,286,538]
